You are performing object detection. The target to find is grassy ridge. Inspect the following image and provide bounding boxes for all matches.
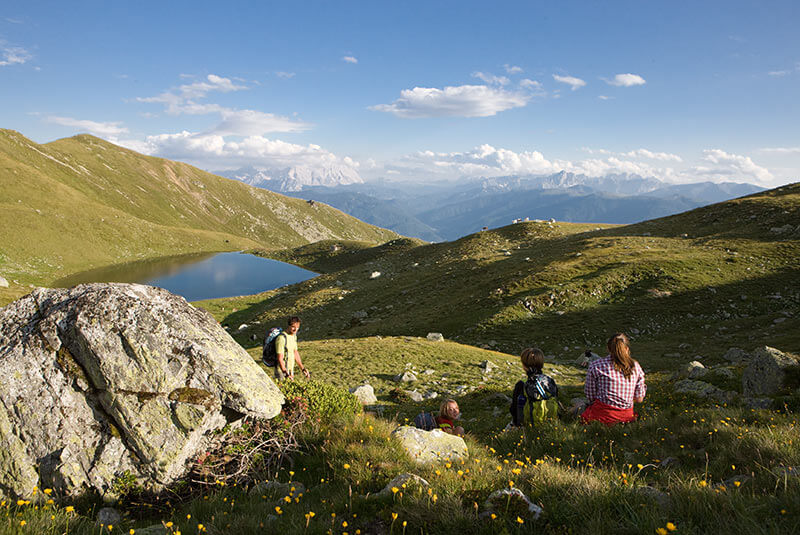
[0,130,397,305]
[202,184,800,371]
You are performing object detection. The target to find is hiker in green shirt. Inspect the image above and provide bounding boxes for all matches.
[275,316,310,381]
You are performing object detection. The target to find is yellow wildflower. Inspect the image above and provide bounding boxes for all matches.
[666,522,677,531]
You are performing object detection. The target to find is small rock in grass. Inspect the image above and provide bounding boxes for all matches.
[685,361,707,379]
[407,390,424,402]
[237,323,248,331]
[426,332,444,342]
[0,276,8,288]
[394,371,417,383]
[96,507,121,527]
[480,360,497,373]
[742,346,799,397]
[370,271,381,279]
[659,457,679,468]
[423,369,436,375]
[741,397,772,410]
[722,347,750,364]
[424,391,439,400]
[377,473,429,497]
[483,488,543,520]
[635,486,671,510]
[349,384,378,405]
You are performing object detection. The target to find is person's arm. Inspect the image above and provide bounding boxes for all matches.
[294,349,310,378]
[633,368,646,404]
[275,335,289,376]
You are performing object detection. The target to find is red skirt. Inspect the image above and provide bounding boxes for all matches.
[581,401,636,425]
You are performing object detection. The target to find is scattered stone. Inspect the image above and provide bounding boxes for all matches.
[370,271,381,279]
[377,473,430,497]
[659,457,679,468]
[685,361,707,379]
[0,283,284,499]
[96,507,121,527]
[131,525,169,535]
[483,488,543,520]
[480,360,497,373]
[674,379,736,402]
[407,390,424,402]
[712,367,736,380]
[424,391,439,400]
[423,369,436,375]
[741,397,772,410]
[0,276,8,288]
[349,384,378,405]
[722,347,750,364]
[774,317,787,324]
[576,351,600,368]
[635,486,672,510]
[742,346,799,397]
[391,426,468,465]
[237,323,248,331]
[394,371,417,383]
[426,332,444,342]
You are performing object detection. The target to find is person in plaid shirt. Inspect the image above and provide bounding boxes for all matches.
[581,333,646,425]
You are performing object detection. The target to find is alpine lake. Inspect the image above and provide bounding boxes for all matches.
[53,252,317,301]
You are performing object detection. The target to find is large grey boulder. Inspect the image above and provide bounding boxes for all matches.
[0,283,284,500]
[674,379,736,403]
[742,347,799,397]
[391,426,468,464]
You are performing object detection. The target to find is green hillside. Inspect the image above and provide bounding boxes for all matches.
[0,130,397,305]
[201,183,800,370]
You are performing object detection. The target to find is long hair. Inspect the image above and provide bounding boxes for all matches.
[607,333,635,379]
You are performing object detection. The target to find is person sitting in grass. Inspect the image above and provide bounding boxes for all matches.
[581,333,646,425]
[510,347,559,427]
[436,399,465,436]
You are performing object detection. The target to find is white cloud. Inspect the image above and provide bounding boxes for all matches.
[552,74,586,90]
[759,146,800,154]
[699,149,773,185]
[370,85,530,118]
[342,56,358,64]
[598,95,613,100]
[45,116,129,137]
[768,70,789,77]
[504,64,523,74]
[519,78,542,89]
[624,149,682,162]
[0,43,32,66]
[472,71,510,86]
[178,74,247,98]
[137,74,247,114]
[604,73,646,87]
[209,109,311,136]
[275,71,296,78]
[133,131,356,172]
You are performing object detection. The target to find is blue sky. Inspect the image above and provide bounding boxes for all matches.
[1,1,798,186]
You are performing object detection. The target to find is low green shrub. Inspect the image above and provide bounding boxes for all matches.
[279,379,361,421]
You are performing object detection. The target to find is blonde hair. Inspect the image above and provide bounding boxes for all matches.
[439,399,460,420]
[520,347,545,374]
[607,333,636,379]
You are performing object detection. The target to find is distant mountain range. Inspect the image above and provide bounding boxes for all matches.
[223,164,363,192]
[226,169,765,241]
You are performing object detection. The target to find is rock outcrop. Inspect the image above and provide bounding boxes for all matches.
[0,283,284,499]
[391,426,468,464]
[742,346,799,397]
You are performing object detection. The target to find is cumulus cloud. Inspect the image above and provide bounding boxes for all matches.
[472,71,510,86]
[768,70,790,77]
[552,74,586,90]
[136,74,308,135]
[699,149,773,184]
[623,149,682,162]
[519,78,542,89]
[604,73,646,87]
[131,131,356,172]
[45,116,129,137]
[504,64,523,74]
[275,71,295,78]
[370,85,530,118]
[209,109,311,136]
[342,55,358,64]
[0,43,32,66]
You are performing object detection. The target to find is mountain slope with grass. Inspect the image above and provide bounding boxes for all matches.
[202,183,800,371]
[0,130,397,305]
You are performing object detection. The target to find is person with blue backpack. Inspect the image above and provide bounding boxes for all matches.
[262,316,310,381]
[510,347,559,426]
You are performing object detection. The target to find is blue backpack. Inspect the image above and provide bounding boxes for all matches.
[261,327,283,367]
[413,412,437,431]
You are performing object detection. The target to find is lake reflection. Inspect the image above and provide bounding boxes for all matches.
[53,252,317,301]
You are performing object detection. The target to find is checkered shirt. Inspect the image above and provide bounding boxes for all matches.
[584,356,646,409]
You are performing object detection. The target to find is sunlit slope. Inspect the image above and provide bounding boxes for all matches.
[0,130,397,304]
[201,184,800,370]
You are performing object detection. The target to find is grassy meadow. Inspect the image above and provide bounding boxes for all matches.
[2,169,800,533]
